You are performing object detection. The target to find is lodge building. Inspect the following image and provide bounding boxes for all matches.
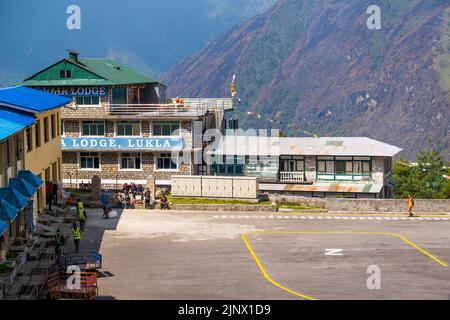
[206,136,402,198]
[21,51,233,190]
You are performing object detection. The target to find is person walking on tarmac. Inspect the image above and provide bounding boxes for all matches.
[54,229,65,254]
[407,194,415,217]
[54,229,65,266]
[72,222,81,254]
[76,198,87,232]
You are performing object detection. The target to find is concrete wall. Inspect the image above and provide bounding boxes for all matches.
[326,199,450,213]
[25,109,62,213]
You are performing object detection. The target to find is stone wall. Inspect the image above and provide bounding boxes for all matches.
[326,199,450,213]
[62,151,191,189]
[268,194,327,209]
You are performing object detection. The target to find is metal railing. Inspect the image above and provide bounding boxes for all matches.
[108,98,233,117]
[279,171,305,182]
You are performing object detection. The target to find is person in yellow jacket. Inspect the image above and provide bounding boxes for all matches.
[72,222,81,254]
[76,199,87,232]
[407,194,415,217]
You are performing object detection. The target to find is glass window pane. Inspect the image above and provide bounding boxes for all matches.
[135,157,141,169]
[82,124,89,136]
[162,124,171,136]
[326,161,335,174]
[354,161,362,174]
[363,162,370,174]
[335,161,345,174]
[153,124,161,136]
[346,162,353,174]
[121,158,128,169]
[91,96,99,105]
[318,161,326,174]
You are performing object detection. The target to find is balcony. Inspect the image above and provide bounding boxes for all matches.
[279,171,305,183]
[108,98,234,118]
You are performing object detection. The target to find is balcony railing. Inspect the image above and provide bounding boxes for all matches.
[108,98,234,117]
[279,171,305,183]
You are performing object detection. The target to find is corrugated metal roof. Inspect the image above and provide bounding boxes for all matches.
[0,106,35,142]
[260,182,383,194]
[207,136,402,157]
[21,58,158,86]
[0,86,72,113]
[79,59,158,85]
[0,220,7,236]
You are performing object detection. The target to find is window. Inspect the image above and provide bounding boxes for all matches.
[280,157,304,172]
[35,120,41,147]
[363,162,370,175]
[60,69,71,78]
[210,156,243,176]
[354,161,363,174]
[335,161,345,174]
[318,160,334,174]
[6,139,11,167]
[112,87,127,104]
[26,128,33,152]
[152,122,180,136]
[56,113,60,136]
[51,114,56,139]
[156,153,177,170]
[82,121,105,136]
[121,153,141,170]
[80,152,100,169]
[75,96,100,106]
[43,117,49,143]
[117,121,140,136]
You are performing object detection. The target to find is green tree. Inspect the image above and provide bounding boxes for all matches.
[393,145,449,199]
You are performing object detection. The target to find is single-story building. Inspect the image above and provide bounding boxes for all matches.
[205,136,402,198]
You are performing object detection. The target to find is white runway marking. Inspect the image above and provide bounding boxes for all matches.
[211,214,449,222]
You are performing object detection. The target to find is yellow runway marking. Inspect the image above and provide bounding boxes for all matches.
[242,230,448,300]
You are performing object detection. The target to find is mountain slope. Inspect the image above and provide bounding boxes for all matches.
[163,0,450,160]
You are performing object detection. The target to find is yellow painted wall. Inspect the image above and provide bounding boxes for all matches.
[24,109,62,214]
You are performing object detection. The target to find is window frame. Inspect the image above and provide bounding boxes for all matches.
[43,117,49,143]
[119,152,142,171]
[81,120,106,137]
[79,152,101,170]
[116,121,141,137]
[155,153,179,171]
[316,156,372,181]
[35,120,41,147]
[50,114,56,139]
[75,96,101,107]
[152,121,181,137]
[26,127,33,153]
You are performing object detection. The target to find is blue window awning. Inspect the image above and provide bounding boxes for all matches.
[18,170,43,188]
[0,187,28,211]
[0,198,18,222]
[9,177,36,198]
[0,220,7,236]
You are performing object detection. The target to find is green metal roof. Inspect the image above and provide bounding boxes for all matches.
[21,58,158,87]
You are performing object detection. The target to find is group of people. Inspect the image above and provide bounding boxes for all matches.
[54,198,87,264]
[45,181,59,211]
[117,183,155,209]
